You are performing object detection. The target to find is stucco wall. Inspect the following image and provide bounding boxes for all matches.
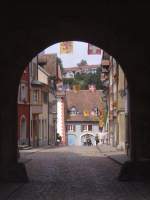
[38,68,48,85]
[66,123,100,146]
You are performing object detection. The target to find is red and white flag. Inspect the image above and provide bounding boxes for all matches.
[88,43,101,55]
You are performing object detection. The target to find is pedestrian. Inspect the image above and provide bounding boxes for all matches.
[83,137,86,146]
[88,138,92,146]
[95,134,99,146]
[56,133,62,146]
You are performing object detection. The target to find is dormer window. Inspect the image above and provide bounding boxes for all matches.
[91,107,99,116]
[69,106,77,116]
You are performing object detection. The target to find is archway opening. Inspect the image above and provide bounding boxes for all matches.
[17,40,129,157]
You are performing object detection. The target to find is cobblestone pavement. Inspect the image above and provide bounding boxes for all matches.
[97,144,129,164]
[2,146,150,200]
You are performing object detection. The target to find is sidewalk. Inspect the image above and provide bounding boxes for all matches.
[97,144,129,165]
[18,145,56,164]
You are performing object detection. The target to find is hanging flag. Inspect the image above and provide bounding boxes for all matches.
[83,110,90,117]
[60,41,73,54]
[88,43,101,55]
[73,84,80,92]
[90,111,95,116]
[99,97,105,128]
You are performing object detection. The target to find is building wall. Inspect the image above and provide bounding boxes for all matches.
[57,97,66,144]
[64,72,74,78]
[118,67,125,110]
[66,122,100,146]
[108,56,128,151]
[49,92,57,145]
[117,112,126,150]
[17,66,30,145]
[38,69,48,85]
[17,104,30,145]
[38,103,48,146]
[29,57,49,147]
[117,65,127,150]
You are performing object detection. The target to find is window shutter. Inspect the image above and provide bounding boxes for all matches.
[66,125,68,132]
[88,125,92,131]
[25,86,28,101]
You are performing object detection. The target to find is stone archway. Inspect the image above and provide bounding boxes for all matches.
[81,134,95,146]
[0,3,150,182]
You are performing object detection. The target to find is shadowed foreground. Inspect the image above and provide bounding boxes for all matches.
[1,146,150,200]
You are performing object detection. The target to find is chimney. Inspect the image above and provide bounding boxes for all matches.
[88,84,96,92]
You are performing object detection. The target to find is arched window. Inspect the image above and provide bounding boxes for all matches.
[20,116,27,145]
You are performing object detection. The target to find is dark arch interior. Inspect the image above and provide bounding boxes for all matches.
[0,3,150,182]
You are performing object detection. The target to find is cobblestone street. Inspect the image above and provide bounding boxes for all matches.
[1,146,150,200]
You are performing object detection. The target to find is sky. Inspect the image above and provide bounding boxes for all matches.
[44,41,103,68]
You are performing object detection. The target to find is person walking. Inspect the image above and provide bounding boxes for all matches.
[95,134,99,146]
[83,137,86,146]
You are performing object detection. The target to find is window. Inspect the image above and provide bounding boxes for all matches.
[21,85,25,100]
[32,62,37,80]
[69,107,77,116]
[66,125,75,132]
[18,85,21,102]
[32,89,39,104]
[18,84,28,102]
[43,92,48,104]
[88,125,92,131]
[81,124,92,132]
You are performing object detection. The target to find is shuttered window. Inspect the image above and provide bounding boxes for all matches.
[66,125,76,132]
[81,124,92,132]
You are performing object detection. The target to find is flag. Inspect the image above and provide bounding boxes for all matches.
[73,84,80,92]
[83,111,89,117]
[60,41,73,54]
[90,111,95,116]
[99,97,105,128]
[88,43,101,55]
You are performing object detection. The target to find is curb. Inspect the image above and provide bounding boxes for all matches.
[96,146,123,166]
[107,155,123,166]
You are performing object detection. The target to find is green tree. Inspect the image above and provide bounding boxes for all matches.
[63,78,74,88]
[77,59,87,66]
[63,67,103,90]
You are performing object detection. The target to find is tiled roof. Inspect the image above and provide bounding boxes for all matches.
[63,64,100,73]
[79,64,100,70]
[65,90,104,122]
[66,115,99,122]
[64,67,80,72]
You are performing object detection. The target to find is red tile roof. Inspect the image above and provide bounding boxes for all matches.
[65,90,104,122]
[63,64,100,73]
[66,115,99,122]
